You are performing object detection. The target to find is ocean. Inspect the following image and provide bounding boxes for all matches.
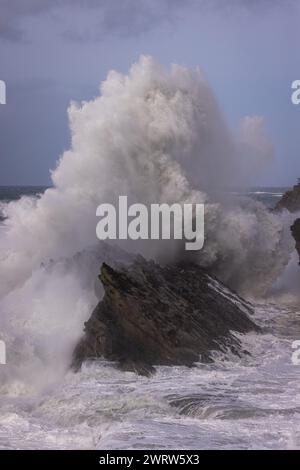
[0,187,48,223]
[0,186,300,450]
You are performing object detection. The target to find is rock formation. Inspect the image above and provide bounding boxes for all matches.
[275,180,300,263]
[275,180,300,212]
[73,257,259,375]
[291,218,300,264]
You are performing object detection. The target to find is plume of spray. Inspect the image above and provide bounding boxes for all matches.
[0,56,294,394]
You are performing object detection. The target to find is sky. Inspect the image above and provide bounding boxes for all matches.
[0,0,299,186]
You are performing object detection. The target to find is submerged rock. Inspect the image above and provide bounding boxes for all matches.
[275,180,300,213]
[72,257,259,375]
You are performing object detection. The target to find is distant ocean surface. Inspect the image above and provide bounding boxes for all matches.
[0,185,288,224]
[0,185,289,206]
[0,186,48,200]
[231,187,290,208]
[0,186,48,222]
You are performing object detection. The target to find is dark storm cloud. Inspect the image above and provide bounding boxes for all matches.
[1,0,296,42]
[64,0,188,42]
[0,0,56,41]
[0,0,187,41]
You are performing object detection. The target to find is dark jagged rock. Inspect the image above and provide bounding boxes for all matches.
[275,180,300,264]
[72,257,259,376]
[276,181,300,213]
[291,219,300,264]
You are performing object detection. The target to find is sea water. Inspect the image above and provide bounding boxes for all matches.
[0,187,299,450]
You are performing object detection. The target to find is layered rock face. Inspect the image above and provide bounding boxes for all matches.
[73,257,259,375]
[276,181,300,212]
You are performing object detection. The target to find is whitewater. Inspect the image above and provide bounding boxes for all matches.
[0,292,299,449]
[0,57,300,449]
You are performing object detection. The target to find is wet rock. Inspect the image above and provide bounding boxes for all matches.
[275,180,300,213]
[291,218,300,264]
[72,257,259,375]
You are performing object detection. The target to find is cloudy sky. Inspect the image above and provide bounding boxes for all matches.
[0,0,299,186]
